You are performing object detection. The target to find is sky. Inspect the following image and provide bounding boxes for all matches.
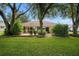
[31,16,72,25]
[0,3,73,25]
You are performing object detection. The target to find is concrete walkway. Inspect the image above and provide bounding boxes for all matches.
[21,33,52,37]
[21,33,30,36]
[46,33,52,37]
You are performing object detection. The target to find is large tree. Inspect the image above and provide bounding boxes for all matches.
[0,3,32,35]
[30,3,53,29]
[29,3,59,35]
[58,3,79,36]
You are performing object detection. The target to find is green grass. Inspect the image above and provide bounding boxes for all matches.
[0,32,4,35]
[69,32,79,34]
[0,36,79,56]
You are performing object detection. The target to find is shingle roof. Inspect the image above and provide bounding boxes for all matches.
[23,21,55,27]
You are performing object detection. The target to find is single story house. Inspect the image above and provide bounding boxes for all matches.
[23,21,55,33]
[0,21,5,32]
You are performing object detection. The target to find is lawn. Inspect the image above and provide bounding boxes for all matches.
[0,36,79,56]
[0,31,4,35]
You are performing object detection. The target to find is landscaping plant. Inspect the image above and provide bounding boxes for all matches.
[52,24,68,37]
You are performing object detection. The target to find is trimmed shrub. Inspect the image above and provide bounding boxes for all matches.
[29,27,34,35]
[46,27,50,33]
[33,29,37,36]
[37,28,46,37]
[23,26,26,33]
[4,28,9,35]
[12,19,23,35]
[52,24,68,37]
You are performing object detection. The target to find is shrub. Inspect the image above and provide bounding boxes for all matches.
[29,27,34,35]
[33,29,37,36]
[12,19,23,35]
[23,26,26,33]
[37,29,46,37]
[46,27,50,33]
[52,24,68,37]
[4,28,9,35]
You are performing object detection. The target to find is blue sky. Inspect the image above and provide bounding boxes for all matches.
[0,4,73,25]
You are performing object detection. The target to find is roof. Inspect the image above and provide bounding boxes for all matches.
[23,21,55,27]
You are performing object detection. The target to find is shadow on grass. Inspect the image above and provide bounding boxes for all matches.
[0,34,79,40]
[0,35,35,39]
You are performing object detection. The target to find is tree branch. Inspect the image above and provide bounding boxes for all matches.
[16,3,22,12]
[0,10,9,27]
[76,4,79,24]
[10,3,16,25]
[8,3,13,10]
[16,5,32,19]
[70,4,75,25]
[42,4,53,19]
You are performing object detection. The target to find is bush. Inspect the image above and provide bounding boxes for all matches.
[33,29,37,36]
[37,29,46,37]
[23,26,26,33]
[4,19,23,35]
[29,27,34,35]
[52,24,68,37]
[12,19,23,35]
[46,27,50,33]
[4,28,9,35]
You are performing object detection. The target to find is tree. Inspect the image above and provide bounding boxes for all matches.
[0,3,32,35]
[58,4,79,36]
[19,13,29,22]
[76,3,79,34]
[7,11,29,23]
[30,3,53,33]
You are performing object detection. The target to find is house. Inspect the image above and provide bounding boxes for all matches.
[0,21,5,32]
[23,21,55,33]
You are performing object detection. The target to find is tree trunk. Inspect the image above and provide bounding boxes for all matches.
[73,24,78,36]
[73,3,79,36]
[0,10,12,35]
[0,10,9,28]
[39,20,43,34]
[6,25,13,35]
[70,4,78,36]
[9,3,16,35]
[39,20,43,29]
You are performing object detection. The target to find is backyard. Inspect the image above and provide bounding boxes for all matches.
[0,36,79,56]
